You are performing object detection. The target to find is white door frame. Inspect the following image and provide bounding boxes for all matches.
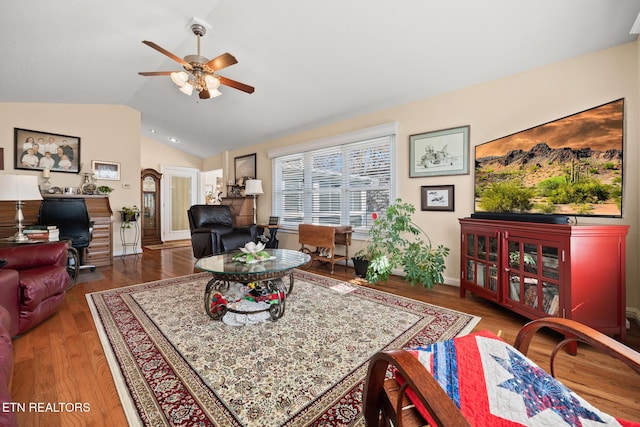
[160,165,200,241]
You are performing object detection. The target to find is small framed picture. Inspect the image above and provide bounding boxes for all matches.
[92,160,121,180]
[410,125,470,177]
[268,216,280,225]
[421,185,455,211]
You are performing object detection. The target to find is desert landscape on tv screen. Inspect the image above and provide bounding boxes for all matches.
[474,99,623,217]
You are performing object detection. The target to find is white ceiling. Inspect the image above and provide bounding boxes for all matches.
[1,1,639,158]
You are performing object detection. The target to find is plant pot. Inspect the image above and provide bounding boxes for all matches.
[352,257,369,278]
[120,211,140,223]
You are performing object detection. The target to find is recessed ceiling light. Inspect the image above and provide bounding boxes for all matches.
[149,128,157,133]
[168,137,179,143]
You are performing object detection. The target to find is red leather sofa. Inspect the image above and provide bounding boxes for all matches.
[0,269,21,427]
[0,242,69,427]
[0,241,70,335]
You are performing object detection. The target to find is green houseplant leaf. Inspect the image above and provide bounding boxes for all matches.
[357,199,449,289]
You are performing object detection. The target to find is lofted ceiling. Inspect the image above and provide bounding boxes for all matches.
[1,1,639,158]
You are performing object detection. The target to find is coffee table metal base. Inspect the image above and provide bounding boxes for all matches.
[204,273,294,321]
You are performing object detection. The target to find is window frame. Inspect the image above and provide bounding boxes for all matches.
[268,123,397,238]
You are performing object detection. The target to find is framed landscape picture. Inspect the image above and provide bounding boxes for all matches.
[14,128,81,174]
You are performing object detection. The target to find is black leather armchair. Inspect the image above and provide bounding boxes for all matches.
[187,205,257,258]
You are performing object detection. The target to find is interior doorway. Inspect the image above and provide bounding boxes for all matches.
[160,165,199,241]
[202,169,223,204]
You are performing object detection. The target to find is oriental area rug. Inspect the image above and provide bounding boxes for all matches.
[87,270,480,427]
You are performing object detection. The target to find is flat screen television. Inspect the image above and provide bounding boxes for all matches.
[474,99,624,220]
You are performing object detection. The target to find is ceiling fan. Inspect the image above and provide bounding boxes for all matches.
[138,23,254,99]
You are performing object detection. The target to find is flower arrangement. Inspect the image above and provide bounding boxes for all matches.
[232,241,271,263]
[353,199,449,288]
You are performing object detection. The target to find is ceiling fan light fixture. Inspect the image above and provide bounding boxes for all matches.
[205,74,220,90]
[139,20,254,99]
[179,82,194,95]
[170,71,189,87]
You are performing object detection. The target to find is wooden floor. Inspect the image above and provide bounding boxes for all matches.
[10,247,640,426]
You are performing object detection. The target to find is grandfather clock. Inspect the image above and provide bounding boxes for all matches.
[141,168,163,246]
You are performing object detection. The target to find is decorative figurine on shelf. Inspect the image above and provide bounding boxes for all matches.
[81,173,97,195]
[41,168,52,193]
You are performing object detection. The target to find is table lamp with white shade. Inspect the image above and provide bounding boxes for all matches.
[244,179,264,224]
[0,175,43,242]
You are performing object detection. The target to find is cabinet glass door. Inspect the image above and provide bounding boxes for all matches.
[464,232,499,296]
[506,239,561,317]
[541,245,560,316]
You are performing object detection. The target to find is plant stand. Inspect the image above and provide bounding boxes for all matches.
[120,219,140,258]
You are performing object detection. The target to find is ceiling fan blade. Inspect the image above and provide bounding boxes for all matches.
[218,76,255,94]
[142,40,190,67]
[138,71,174,76]
[199,88,210,99]
[204,53,237,72]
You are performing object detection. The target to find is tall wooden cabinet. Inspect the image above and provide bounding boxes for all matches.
[141,168,162,246]
[220,197,253,226]
[459,218,628,343]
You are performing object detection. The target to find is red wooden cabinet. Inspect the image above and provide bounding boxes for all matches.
[460,218,628,342]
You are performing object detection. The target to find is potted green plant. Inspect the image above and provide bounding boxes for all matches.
[97,185,114,195]
[355,199,449,288]
[351,244,376,278]
[120,205,140,228]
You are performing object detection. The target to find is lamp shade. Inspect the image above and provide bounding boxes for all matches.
[205,74,220,90]
[170,71,189,87]
[244,179,264,196]
[0,175,43,201]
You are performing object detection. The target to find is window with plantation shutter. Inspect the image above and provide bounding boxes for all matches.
[270,123,396,234]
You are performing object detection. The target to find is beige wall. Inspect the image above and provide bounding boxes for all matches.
[213,41,640,313]
[0,112,206,256]
[0,41,637,315]
[141,136,203,171]
[0,103,142,256]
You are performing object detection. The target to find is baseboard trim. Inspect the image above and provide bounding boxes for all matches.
[113,248,143,257]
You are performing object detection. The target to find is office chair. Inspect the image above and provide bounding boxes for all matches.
[38,198,96,278]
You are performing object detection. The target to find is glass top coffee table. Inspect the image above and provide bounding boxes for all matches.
[195,249,311,322]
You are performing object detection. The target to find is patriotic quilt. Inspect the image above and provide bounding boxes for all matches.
[396,330,639,427]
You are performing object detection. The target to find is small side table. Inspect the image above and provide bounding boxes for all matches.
[257,224,280,248]
[120,220,140,257]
